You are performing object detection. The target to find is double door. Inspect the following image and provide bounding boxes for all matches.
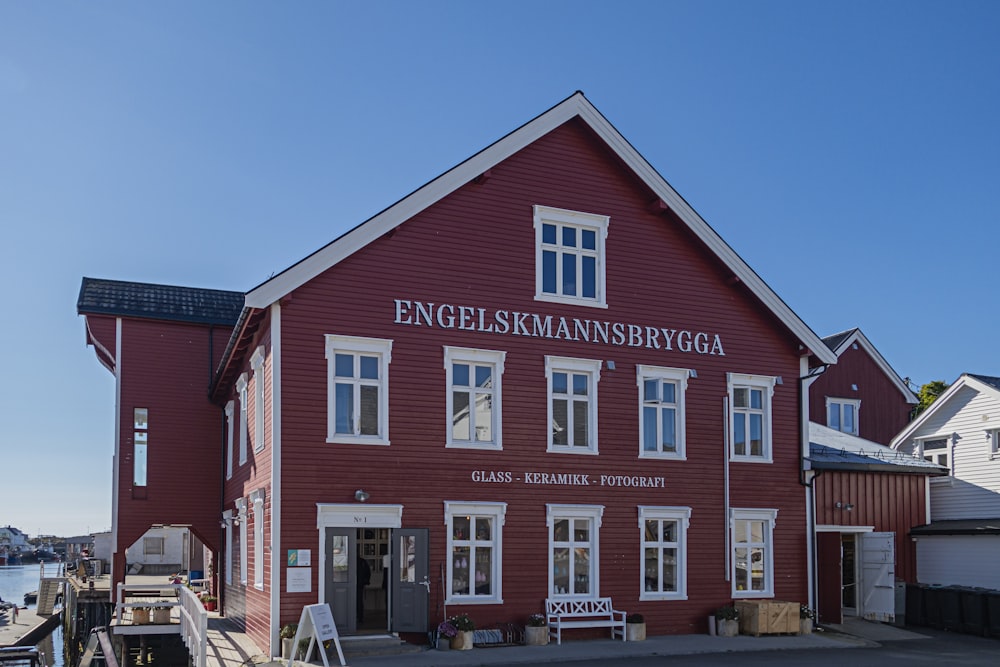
[324,527,428,634]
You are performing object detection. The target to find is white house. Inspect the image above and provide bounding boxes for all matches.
[891,373,1000,590]
[124,526,189,576]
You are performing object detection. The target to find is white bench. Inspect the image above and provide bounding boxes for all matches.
[545,598,627,644]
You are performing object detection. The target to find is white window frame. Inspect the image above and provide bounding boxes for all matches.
[444,347,506,450]
[236,498,248,586]
[546,504,603,599]
[637,365,692,460]
[133,407,148,487]
[730,508,777,598]
[236,373,248,465]
[251,347,266,453]
[918,436,952,474]
[325,335,392,445]
[251,489,265,590]
[143,536,165,556]
[534,205,610,308]
[728,373,778,463]
[223,510,234,586]
[443,501,506,604]
[826,397,861,435]
[987,429,1000,461]
[639,506,691,601]
[545,356,602,454]
[225,401,234,480]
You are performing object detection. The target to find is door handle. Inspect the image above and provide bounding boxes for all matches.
[419,576,431,593]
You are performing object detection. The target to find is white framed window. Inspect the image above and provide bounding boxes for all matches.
[534,205,609,308]
[444,347,506,450]
[251,347,266,453]
[728,374,778,463]
[133,408,148,487]
[547,504,603,598]
[236,498,248,586]
[639,506,691,600]
[223,510,233,586]
[225,401,234,480]
[638,366,692,459]
[251,489,265,590]
[143,536,165,556]
[826,397,860,435]
[546,356,602,454]
[444,501,506,604]
[990,430,1000,460]
[325,335,393,445]
[731,508,777,598]
[236,373,248,465]
[919,437,951,471]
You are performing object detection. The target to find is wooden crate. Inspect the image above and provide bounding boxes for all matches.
[735,600,799,636]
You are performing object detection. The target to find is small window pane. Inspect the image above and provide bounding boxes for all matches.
[134,443,147,486]
[643,407,657,451]
[335,353,354,377]
[553,372,567,394]
[359,355,379,380]
[662,521,676,542]
[572,373,588,396]
[582,256,596,299]
[573,519,589,541]
[453,363,470,387]
[400,535,416,583]
[734,414,746,455]
[661,410,676,451]
[573,400,588,445]
[750,389,762,410]
[332,536,348,582]
[750,414,763,456]
[474,550,492,595]
[452,545,469,594]
[542,223,557,244]
[581,228,596,250]
[453,516,470,540]
[452,392,470,441]
[474,365,491,388]
[359,385,379,435]
[734,388,748,408]
[542,250,557,294]
[661,382,676,404]
[553,400,568,445]
[134,408,148,430]
[643,379,658,402]
[473,394,492,441]
[335,384,353,434]
[828,406,841,430]
[562,226,576,248]
[844,405,855,433]
[475,517,492,540]
[562,254,577,296]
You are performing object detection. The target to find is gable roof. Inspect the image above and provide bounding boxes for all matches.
[78,277,244,326]
[891,373,1000,448]
[241,92,837,366]
[822,328,917,404]
[808,422,947,475]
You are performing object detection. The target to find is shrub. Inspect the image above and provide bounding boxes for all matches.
[626,613,644,624]
[280,623,297,639]
[715,604,739,621]
[449,614,475,631]
[800,605,815,620]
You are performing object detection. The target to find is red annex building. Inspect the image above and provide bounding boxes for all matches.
[79,93,840,654]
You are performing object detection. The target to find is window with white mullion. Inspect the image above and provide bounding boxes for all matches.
[639,506,690,600]
[546,357,601,454]
[445,501,505,604]
[236,373,248,465]
[728,374,777,462]
[638,365,690,459]
[224,401,234,480]
[444,347,505,450]
[731,508,776,597]
[919,437,951,470]
[534,205,609,308]
[325,335,392,445]
[547,504,602,598]
[251,347,266,453]
[826,397,860,435]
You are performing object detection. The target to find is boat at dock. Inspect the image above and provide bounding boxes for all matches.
[22,592,36,606]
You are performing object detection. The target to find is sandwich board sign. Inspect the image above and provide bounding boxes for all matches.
[290,603,346,666]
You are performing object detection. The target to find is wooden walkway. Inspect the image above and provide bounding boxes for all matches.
[204,614,276,667]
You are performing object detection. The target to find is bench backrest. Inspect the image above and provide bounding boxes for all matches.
[546,598,614,617]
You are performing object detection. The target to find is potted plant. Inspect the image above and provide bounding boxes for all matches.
[626,613,646,641]
[448,614,475,650]
[715,604,739,637]
[524,613,548,645]
[201,594,218,612]
[799,604,815,634]
[436,620,456,650]
[280,623,298,659]
[152,605,171,624]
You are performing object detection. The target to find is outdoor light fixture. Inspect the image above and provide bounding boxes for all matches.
[355,489,370,503]
[834,501,855,511]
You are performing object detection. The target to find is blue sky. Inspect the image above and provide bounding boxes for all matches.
[2,1,997,537]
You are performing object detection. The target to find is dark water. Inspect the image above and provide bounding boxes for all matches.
[0,564,65,666]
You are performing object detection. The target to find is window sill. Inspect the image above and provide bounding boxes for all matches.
[732,590,773,599]
[546,447,600,455]
[639,452,686,461]
[446,442,502,451]
[445,596,503,606]
[327,436,391,446]
[729,456,773,464]
[534,293,608,309]
[640,592,687,602]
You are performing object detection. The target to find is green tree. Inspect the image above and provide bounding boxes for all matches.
[914,380,949,417]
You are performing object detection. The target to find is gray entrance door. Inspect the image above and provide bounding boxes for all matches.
[324,528,358,633]
[390,528,429,633]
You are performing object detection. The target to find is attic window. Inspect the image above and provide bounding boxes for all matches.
[534,205,609,308]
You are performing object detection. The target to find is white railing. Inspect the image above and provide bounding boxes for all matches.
[115,583,207,667]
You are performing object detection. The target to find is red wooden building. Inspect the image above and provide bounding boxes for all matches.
[804,328,944,624]
[80,93,842,654]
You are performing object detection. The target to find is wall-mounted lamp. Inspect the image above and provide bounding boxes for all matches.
[834,501,855,512]
[219,520,228,528]
[355,489,370,503]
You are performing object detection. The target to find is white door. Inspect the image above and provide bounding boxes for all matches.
[860,532,895,622]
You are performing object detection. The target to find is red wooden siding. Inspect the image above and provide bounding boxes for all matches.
[112,318,231,588]
[809,344,913,445]
[268,118,810,636]
[813,470,926,584]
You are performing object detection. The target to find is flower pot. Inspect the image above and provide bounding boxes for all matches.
[203,600,217,612]
[450,630,474,650]
[707,616,717,636]
[718,619,739,637]
[525,625,549,646]
[626,622,646,641]
[436,637,450,650]
[132,608,150,625]
[153,607,171,624]
[282,638,294,659]
[799,618,813,635]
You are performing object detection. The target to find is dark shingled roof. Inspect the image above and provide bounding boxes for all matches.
[821,328,857,353]
[910,519,1000,536]
[969,374,1000,391]
[78,277,244,326]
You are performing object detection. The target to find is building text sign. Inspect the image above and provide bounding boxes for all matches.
[471,469,665,489]
[394,299,725,356]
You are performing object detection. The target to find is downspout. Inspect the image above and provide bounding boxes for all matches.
[112,317,122,601]
[723,395,731,582]
[269,302,282,655]
[798,360,828,614]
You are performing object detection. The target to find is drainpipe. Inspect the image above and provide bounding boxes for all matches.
[798,360,827,614]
